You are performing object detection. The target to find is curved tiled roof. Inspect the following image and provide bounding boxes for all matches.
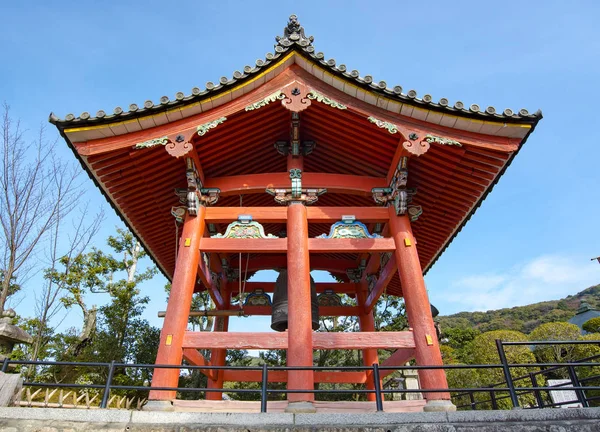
[49,15,541,128]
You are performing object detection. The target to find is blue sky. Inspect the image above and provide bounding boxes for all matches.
[1,1,600,333]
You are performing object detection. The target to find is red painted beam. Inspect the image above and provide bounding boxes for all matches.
[203,173,386,197]
[226,256,355,275]
[199,238,287,253]
[379,348,416,379]
[182,331,415,350]
[182,348,217,381]
[230,282,358,295]
[308,238,396,253]
[240,305,359,316]
[203,206,389,223]
[222,370,367,384]
[199,238,395,254]
[364,254,398,313]
[197,253,212,288]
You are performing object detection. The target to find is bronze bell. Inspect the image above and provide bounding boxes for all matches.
[271,269,319,332]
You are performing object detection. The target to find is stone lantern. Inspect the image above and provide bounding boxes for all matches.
[0,309,33,361]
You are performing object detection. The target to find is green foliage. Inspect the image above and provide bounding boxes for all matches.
[583,317,600,334]
[17,228,161,400]
[459,330,538,409]
[529,322,581,377]
[0,272,20,299]
[438,283,600,334]
[572,333,600,408]
[442,327,480,350]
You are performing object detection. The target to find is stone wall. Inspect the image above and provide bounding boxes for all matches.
[1,407,600,431]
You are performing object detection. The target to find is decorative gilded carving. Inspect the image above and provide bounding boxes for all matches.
[170,206,186,223]
[306,90,347,110]
[134,136,169,149]
[266,169,326,205]
[212,220,278,239]
[245,91,285,111]
[244,289,272,306]
[197,117,227,136]
[317,290,343,307]
[408,205,423,222]
[316,221,382,239]
[424,134,462,147]
[368,116,398,134]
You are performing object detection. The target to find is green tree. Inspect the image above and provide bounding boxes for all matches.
[582,317,600,334]
[571,333,600,407]
[462,330,537,409]
[40,229,160,399]
[529,322,581,377]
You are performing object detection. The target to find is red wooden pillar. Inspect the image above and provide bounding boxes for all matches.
[286,202,315,403]
[149,208,205,401]
[207,286,230,400]
[388,206,453,409]
[357,289,382,402]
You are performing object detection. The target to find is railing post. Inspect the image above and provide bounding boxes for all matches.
[260,363,269,413]
[469,391,476,410]
[495,339,520,408]
[372,363,383,412]
[490,389,498,410]
[529,373,544,408]
[567,365,589,408]
[1,358,8,372]
[100,361,115,409]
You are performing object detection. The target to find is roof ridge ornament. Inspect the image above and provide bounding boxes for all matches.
[275,14,314,53]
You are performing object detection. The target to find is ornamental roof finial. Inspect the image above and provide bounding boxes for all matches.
[275,14,314,53]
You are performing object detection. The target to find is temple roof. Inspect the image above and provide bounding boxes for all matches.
[49,15,542,297]
[49,15,541,130]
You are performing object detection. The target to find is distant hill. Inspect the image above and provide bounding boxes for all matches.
[438,284,600,334]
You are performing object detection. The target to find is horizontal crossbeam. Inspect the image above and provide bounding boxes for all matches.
[229,281,358,295]
[222,370,368,384]
[204,173,387,197]
[204,206,389,223]
[242,306,359,316]
[199,238,395,253]
[182,331,415,350]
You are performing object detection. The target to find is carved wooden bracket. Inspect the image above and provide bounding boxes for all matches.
[281,82,312,112]
[174,157,220,214]
[372,156,419,216]
[134,117,227,158]
[266,169,326,205]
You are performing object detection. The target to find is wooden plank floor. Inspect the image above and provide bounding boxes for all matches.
[172,399,426,413]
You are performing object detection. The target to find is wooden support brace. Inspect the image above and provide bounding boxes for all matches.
[379,349,416,379]
[182,348,217,381]
[364,254,398,313]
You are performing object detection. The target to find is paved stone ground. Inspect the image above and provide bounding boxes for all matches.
[1,407,600,431]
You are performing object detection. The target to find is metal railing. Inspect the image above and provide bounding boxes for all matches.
[454,340,600,410]
[2,339,599,412]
